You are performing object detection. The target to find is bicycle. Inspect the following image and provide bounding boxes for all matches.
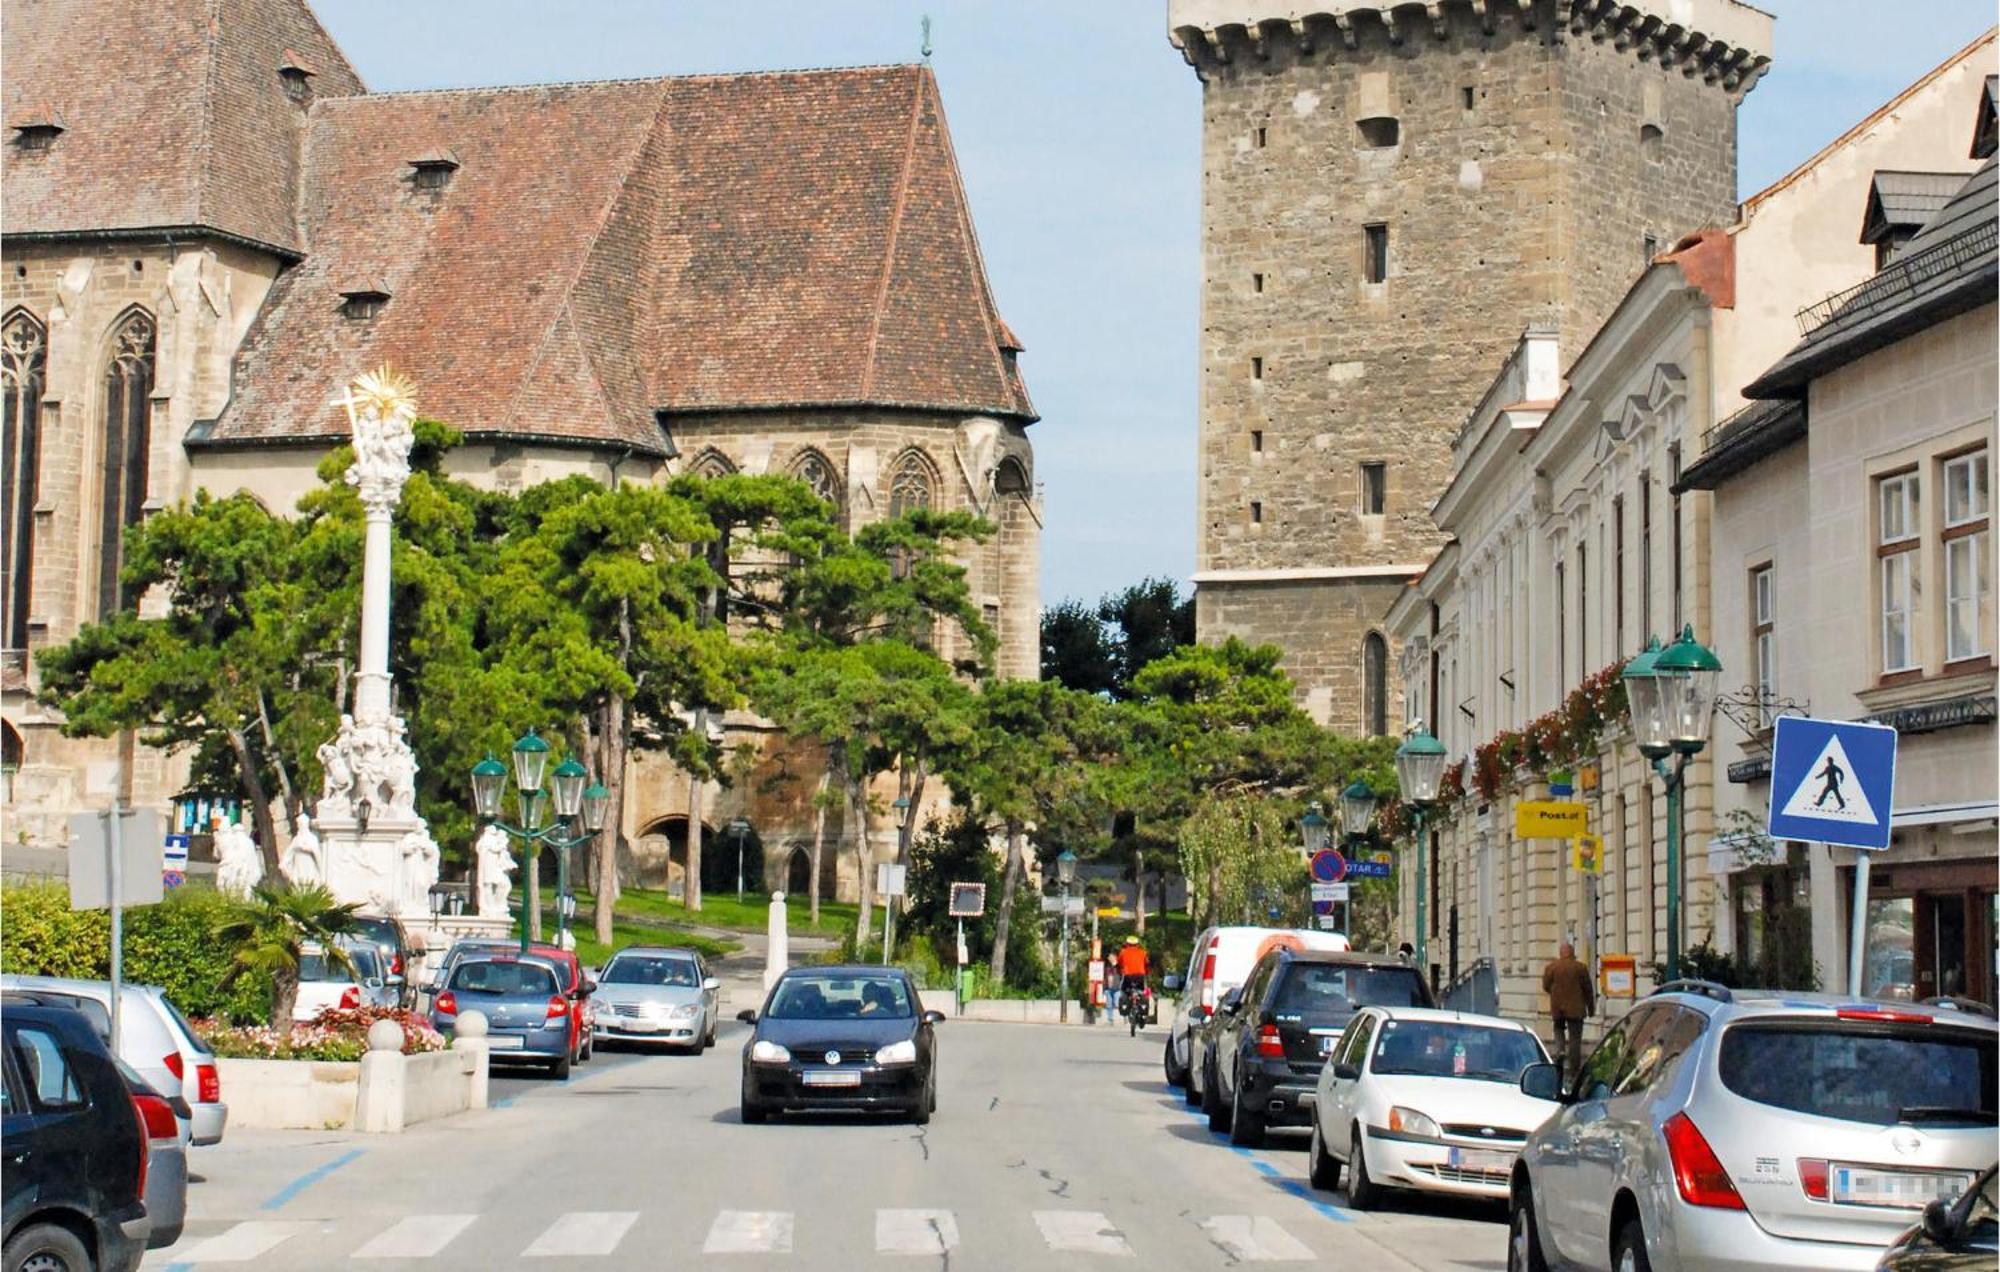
[1121,977,1152,1037]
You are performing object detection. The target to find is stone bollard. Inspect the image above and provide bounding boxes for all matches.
[764,891,788,994]
[452,1009,490,1111]
[354,1019,407,1133]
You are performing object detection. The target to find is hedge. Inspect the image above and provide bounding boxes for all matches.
[1,881,272,1023]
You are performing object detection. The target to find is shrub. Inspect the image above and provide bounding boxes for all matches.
[193,1006,445,1061]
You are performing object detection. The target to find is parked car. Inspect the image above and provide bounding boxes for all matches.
[1197,948,1433,1144]
[1508,985,1999,1272]
[425,941,594,1063]
[591,946,720,1052]
[739,966,942,1125]
[1165,926,1350,1095]
[1310,1006,1555,1208]
[2,1002,152,1271]
[429,955,579,1078]
[1878,1165,1997,1270]
[0,973,227,1147]
[345,914,413,1005]
[292,940,399,1022]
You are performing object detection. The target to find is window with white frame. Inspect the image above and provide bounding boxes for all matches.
[1943,448,1990,662]
[1877,471,1921,674]
[1750,564,1774,725]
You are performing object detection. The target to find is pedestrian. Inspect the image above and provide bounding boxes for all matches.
[1541,941,1595,1087]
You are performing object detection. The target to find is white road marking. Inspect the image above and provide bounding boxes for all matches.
[521,1211,639,1257]
[876,1208,959,1254]
[704,1210,795,1254]
[173,1220,315,1263]
[352,1213,478,1259]
[1033,1210,1133,1256]
[1200,1215,1316,1261]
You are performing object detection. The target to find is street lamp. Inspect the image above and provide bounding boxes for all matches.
[1056,849,1078,1024]
[729,817,753,902]
[1300,805,1330,857]
[469,730,609,953]
[1340,779,1378,839]
[1395,723,1449,978]
[1624,625,1722,982]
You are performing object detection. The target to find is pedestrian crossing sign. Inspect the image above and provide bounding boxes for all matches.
[1767,717,1898,851]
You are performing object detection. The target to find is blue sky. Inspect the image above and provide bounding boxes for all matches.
[315,1,1997,607]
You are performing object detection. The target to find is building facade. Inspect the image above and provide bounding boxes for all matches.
[1,0,1040,898]
[1169,0,1769,734]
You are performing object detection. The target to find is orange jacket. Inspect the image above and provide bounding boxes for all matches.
[1116,945,1150,977]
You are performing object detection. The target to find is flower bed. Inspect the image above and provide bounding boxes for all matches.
[195,1007,445,1062]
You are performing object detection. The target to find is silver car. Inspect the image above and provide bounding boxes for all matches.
[1508,984,1998,1272]
[590,946,720,1051]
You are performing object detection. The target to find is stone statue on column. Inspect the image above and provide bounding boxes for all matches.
[214,820,264,899]
[475,825,515,919]
[281,813,324,887]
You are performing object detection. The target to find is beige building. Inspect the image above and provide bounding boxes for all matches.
[1168,0,1770,735]
[1,0,1040,898]
[1385,38,1994,1027]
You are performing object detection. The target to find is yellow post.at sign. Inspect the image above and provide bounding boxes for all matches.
[1572,832,1603,873]
[1514,800,1588,838]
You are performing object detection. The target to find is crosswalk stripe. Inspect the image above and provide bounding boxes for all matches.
[704,1210,794,1254]
[174,1220,315,1263]
[1032,1210,1133,1256]
[352,1214,477,1259]
[521,1211,638,1257]
[876,1209,959,1255]
[1200,1215,1315,1261]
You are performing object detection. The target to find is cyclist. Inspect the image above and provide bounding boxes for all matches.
[1116,936,1151,1027]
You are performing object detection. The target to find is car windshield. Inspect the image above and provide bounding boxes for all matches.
[451,960,558,997]
[602,956,700,987]
[1276,964,1427,1016]
[1371,1019,1547,1081]
[1718,1022,1998,1126]
[767,973,914,1020]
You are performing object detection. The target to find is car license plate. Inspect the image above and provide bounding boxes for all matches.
[1447,1147,1513,1173]
[1831,1165,1973,1209]
[802,1069,861,1088]
[622,1019,658,1032]
[487,1035,524,1050]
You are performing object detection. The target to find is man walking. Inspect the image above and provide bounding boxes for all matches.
[1541,941,1594,1086]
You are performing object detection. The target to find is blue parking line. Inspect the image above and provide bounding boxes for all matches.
[1185,1095,1353,1222]
[260,1147,365,1210]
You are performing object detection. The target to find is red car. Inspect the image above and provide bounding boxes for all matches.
[525,944,598,1065]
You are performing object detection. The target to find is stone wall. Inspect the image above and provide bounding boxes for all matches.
[1194,574,1407,726]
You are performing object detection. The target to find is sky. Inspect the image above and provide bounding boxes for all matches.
[315,1,1998,608]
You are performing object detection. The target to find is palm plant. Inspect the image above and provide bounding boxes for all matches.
[214,881,363,1027]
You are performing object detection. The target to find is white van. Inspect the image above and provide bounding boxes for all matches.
[1162,926,1349,1090]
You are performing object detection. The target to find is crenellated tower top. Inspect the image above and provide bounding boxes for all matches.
[1169,0,1773,96]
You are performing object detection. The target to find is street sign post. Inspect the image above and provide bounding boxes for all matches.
[1515,801,1587,838]
[1767,716,1898,995]
[1571,833,1602,873]
[1308,848,1347,882]
[1344,857,1393,879]
[1040,895,1086,915]
[946,882,985,1015]
[69,808,163,1054]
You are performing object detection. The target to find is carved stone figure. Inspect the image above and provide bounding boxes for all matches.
[343,367,418,517]
[281,813,323,887]
[214,821,264,898]
[317,715,357,818]
[475,825,515,919]
[399,827,440,915]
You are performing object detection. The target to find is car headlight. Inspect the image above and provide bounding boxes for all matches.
[874,1039,918,1066]
[749,1040,791,1064]
[1388,1106,1441,1139]
[667,1003,701,1020]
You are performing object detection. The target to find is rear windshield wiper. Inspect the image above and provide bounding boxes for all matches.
[1896,1106,1998,1125]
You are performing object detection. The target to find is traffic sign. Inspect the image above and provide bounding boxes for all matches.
[1309,849,1348,883]
[1572,833,1602,874]
[1040,895,1086,915]
[947,882,986,918]
[1345,858,1392,879]
[1767,717,1898,850]
[1312,897,1335,916]
[876,863,908,897]
[1515,801,1587,838]
[1309,882,1341,902]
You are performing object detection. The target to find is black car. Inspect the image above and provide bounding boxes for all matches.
[2,1003,151,1272]
[1879,1165,1998,1271]
[738,966,943,1125]
[1201,949,1432,1147]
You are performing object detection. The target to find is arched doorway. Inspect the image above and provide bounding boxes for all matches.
[636,816,712,899]
[2,719,21,804]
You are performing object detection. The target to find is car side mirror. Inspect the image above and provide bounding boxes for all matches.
[736,1009,757,1024]
[422,975,442,992]
[1920,1198,1961,1246]
[385,974,405,987]
[1519,1061,1565,1103]
[1162,973,1183,993]
[704,978,721,992]
[1332,1062,1359,1081]
[1191,1005,1211,1021]
[922,1010,945,1025]
[580,979,597,996]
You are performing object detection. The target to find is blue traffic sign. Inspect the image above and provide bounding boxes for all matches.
[1768,717,1898,850]
[1309,849,1347,883]
[1345,858,1393,879]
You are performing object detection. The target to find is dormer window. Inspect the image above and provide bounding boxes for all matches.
[11,106,65,152]
[409,150,461,192]
[1860,170,1961,271]
[339,288,390,320]
[278,50,317,103]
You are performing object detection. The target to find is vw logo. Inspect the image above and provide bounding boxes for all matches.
[824,1050,841,1065]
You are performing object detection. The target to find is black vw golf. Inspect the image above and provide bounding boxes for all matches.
[739,966,942,1125]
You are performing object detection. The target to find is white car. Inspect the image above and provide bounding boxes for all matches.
[293,940,400,1022]
[1309,1006,1558,1208]
[1164,925,1349,1093]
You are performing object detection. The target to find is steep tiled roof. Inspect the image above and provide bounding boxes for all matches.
[209,64,1034,454]
[1,0,363,253]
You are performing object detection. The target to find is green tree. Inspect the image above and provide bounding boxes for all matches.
[1039,600,1117,696]
[1097,577,1196,696]
[213,881,363,1026]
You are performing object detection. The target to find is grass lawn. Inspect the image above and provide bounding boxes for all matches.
[577,887,858,940]
[529,907,739,968]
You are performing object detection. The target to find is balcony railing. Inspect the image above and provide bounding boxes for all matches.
[1793,218,1997,338]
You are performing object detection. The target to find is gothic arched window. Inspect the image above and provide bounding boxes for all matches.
[887,451,937,520]
[994,456,1030,496]
[2,311,46,652]
[789,448,840,510]
[689,448,736,479]
[98,309,155,618]
[1363,631,1389,738]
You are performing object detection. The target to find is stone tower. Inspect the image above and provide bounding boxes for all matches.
[1171,0,1771,733]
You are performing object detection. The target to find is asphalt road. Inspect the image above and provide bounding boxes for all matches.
[146,1018,1507,1270]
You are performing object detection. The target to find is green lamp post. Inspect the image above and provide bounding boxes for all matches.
[469,729,610,953]
[1395,724,1449,978]
[1623,626,1722,983]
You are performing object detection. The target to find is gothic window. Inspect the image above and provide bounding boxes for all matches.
[789,449,840,509]
[2,310,46,651]
[1363,632,1388,737]
[993,457,1030,496]
[98,309,155,619]
[887,452,937,520]
[689,448,736,479]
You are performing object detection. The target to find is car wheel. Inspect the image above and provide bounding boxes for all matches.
[1345,1129,1380,1210]
[3,1222,92,1272]
[1507,1183,1550,1272]
[1308,1121,1343,1191]
[741,1099,768,1125]
[1228,1080,1265,1148]
[578,1032,592,1063]
[1203,1059,1229,1132]
[1612,1218,1651,1272]
[548,1050,572,1080]
[1164,1037,1186,1088]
